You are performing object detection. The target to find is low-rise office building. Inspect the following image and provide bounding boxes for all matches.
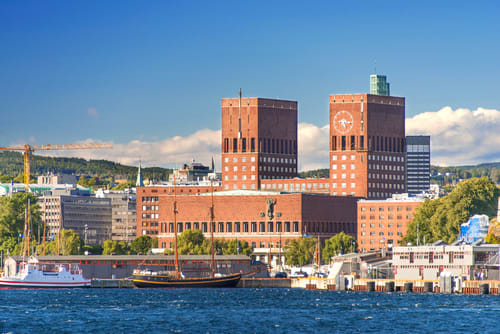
[393,242,500,280]
[357,194,424,252]
[96,189,137,243]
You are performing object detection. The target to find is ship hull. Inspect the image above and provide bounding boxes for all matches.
[131,273,241,288]
[0,279,91,288]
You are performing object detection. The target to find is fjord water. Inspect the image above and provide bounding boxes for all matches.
[1,288,498,333]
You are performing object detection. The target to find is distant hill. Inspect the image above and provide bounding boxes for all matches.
[0,151,172,181]
[298,169,329,178]
[298,163,500,185]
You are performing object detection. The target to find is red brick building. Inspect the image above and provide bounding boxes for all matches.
[221,92,298,191]
[136,187,358,265]
[330,94,406,199]
[357,195,423,252]
[136,84,409,262]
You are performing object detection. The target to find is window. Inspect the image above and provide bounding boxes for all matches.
[259,222,265,232]
[285,221,291,233]
[202,222,207,233]
[226,222,232,233]
[293,221,299,233]
[268,222,274,232]
[234,222,240,233]
[243,222,249,233]
[251,222,257,233]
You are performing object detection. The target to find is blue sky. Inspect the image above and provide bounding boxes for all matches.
[1,1,499,168]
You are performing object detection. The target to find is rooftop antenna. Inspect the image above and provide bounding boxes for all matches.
[238,88,242,139]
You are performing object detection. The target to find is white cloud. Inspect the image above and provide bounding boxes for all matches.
[32,106,500,171]
[87,108,99,119]
[35,129,222,170]
[406,106,500,166]
[297,123,329,171]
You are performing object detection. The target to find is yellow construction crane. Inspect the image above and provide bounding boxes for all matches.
[0,143,112,190]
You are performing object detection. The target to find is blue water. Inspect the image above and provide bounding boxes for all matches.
[1,288,498,333]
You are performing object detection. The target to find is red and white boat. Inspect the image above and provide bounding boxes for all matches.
[0,257,91,288]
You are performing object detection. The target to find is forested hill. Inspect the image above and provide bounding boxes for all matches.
[299,163,500,185]
[0,151,171,181]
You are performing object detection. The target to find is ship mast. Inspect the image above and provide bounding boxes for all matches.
[173,176,180,279]
[210,179,215,278]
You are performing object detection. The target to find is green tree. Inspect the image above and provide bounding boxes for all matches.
[112,181,135,191]
[42,229,83,255]
[102,240,129,255]
[322,232,357,260]
[130,235,154,254]
[0,174,13,183]
[403,177,500,244]
[0,192,42,244]
[60,229,83,255]
[284,237,316,267]
[222,239,253,256]
[0,236,21,256]
[177,229,205,255]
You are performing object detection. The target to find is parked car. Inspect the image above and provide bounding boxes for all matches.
[274,272,288,278]
[289,271,308,278]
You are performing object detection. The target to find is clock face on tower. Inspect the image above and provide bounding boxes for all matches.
[334,110,354,134]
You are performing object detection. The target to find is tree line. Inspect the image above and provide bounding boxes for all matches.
[0,151,172,185]
[402,177,500,245]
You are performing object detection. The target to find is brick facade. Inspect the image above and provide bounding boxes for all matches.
[330,94,406,198]
[357,197,423,252]
[137,187,358,249]
[221,97,298,191]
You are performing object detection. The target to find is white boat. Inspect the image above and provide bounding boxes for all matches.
[0,257,91,288]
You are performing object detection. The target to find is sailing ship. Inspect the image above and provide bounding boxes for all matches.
[131,179,241,288]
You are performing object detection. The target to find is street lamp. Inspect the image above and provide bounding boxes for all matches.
[84,224,88,245]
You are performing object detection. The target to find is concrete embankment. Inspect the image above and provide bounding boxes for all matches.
[237,278,291,288]
[291,277,500,294]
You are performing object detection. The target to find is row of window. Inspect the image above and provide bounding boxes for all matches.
[361,206,414,212]
[360,215,412,220]
[331,182,356,189]
[360,231,403,236]
[142,205,159,211]
[368,173,404,180]
[157,221,300,234]
[142,213,159,219]
[223,137,297,155]
[368,164,404,172]
[224,175,257,181]
[331,163,356,170]
[360,223,404,228]
[359,238,396,244]
[141,196,159,202]
[332,154,356,161]
[262,182,329,191]
[368,183,404,190]
[332,135,405,153]
[331,173,356,179]
[368,154,404,162]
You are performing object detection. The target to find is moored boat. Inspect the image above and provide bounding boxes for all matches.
[131,270,241,288]
[0,257,91,288]
[131,178,241,288]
